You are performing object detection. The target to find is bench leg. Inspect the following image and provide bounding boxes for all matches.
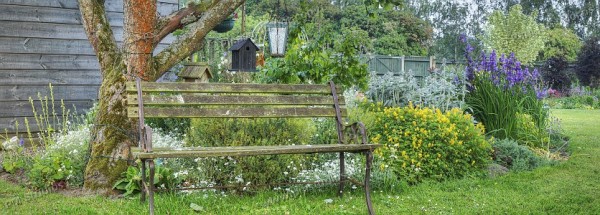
[141,159,146,203]
[364,150,375,215]
[339,152,345,197]
[148,159,156,215]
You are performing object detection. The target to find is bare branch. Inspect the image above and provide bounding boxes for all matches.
[77,0,120,73]
[150,0,245,81]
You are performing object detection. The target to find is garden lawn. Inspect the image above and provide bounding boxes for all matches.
[1,109,599,214]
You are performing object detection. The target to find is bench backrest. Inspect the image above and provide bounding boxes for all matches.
[125,80,347,119]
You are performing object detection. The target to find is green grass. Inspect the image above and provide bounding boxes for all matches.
[1,109,599,214]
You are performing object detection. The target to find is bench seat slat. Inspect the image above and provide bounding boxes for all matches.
[132,144,381,159]
[126,82,340,94]
[127,106,347,118]
[127,94,345,106]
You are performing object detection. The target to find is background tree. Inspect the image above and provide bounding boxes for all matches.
[576,36,600,88]
[538,26,582,61]
[77,0,244,191]
[484,4,547,64]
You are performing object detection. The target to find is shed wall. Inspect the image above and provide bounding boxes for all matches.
[0,0,178,138]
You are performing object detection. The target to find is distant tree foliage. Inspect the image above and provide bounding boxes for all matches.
[541,56,571,93]
[406,0,597,59]
[576,37,600,88]
[539,27,582,61]
[484,4,547,64]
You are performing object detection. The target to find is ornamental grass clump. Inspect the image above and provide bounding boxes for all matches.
[368,102,492,184]
[462,37,548,147]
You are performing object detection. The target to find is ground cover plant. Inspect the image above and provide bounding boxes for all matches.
[0,109,596,214]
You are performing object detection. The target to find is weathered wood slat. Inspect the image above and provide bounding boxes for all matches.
[128,107,347,118]
[0,4,123,26]
[0,21,175,44]
[0,0,178,15]
[0,100,95,117]
[128,94,345,106]
[0,53,100,70]
[0,85,99,101]
[0,37,170,55]
[131,144,381,158]
[126,82,341,94]
[0,69,101,85]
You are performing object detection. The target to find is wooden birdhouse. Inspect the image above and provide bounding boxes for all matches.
[179,62,212,83]
[229,38,259,72]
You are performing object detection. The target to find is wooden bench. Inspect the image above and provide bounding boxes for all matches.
[127,78,381,214]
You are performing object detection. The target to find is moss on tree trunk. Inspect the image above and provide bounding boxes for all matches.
[83,63,137,191]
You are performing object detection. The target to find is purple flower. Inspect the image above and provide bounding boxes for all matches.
[19,138,24,146]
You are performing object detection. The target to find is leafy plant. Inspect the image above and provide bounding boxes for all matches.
[113,165,180,196]
[113,166,142,196]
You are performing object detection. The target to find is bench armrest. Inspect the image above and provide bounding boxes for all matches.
[343,122,368,145]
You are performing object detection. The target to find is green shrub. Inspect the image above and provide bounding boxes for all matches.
[492,139,547,171]
[368,103,492,184]
[186,118,315,187]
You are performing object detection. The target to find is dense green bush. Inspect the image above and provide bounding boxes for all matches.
[186,118,315,187]
[492,139,548,172]
[368,103,492,184]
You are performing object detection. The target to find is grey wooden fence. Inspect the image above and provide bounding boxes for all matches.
[0,0,178,141]
[364,55,439,80]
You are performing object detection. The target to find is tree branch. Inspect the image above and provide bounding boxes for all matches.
[150,0,245,81]
[153,1,216,45]
[77,0,121,73]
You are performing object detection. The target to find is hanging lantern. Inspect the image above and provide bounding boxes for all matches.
[266,22,288,57]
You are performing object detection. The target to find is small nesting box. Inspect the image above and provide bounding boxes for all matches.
[229,38,259,72]
[179,62,212,83]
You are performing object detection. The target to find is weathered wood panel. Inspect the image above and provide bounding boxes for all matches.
[0,54,100,70]
[0,85,99,101]
[0,37,170,55]
[0,21,175,44]
[0,0,178,15]
[0,100,95,117]
[0,70,101,85]
[131,144,381,159]
[127,82,340,94]
[128,94,345,106]
[0,4,123,26]
[128,107,347,118]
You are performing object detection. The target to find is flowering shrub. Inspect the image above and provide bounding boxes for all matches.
[463,39,548,144]
[27,124,90,190]
[368,103,492,184]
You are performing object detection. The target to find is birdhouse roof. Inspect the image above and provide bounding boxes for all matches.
[229,38,259,51]
[179,63,212,79]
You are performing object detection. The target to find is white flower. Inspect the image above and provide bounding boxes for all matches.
[324,199,333,204]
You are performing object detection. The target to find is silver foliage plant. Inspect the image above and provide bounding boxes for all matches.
[366,65,466,111]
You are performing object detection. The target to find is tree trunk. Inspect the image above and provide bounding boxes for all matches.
[83,61,133,191]
[78,0,245,191]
